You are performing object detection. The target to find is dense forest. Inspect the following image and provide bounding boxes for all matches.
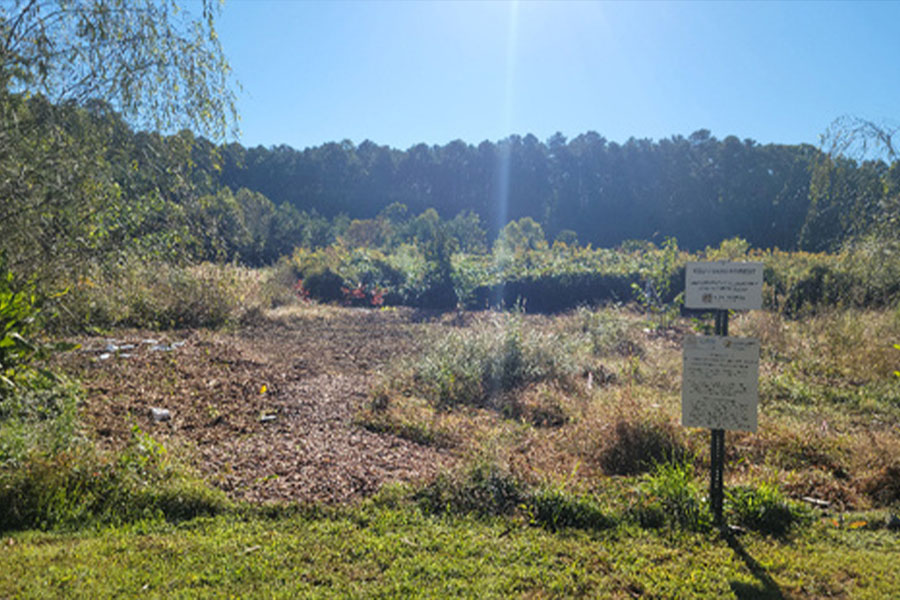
[4,92,900,284]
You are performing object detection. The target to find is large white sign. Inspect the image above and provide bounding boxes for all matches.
[682,335,759,432]
[684,261,763,310]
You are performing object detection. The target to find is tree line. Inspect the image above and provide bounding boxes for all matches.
[4,89,899,280]
[208,128,900,256]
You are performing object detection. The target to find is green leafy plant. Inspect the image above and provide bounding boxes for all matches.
[628,461,711,531]
[631,237,685,329]
[726,482,806,537]
[0,259,77,396]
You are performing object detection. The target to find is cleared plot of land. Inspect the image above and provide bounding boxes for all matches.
[57,307,457,504]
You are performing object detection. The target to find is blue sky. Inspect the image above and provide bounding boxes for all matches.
[216,0,900,151]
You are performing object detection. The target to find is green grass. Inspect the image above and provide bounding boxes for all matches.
[1,499,898,599]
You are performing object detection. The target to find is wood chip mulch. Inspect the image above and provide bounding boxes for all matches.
[55,307,456,504]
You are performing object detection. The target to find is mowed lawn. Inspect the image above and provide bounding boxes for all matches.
[2,499,899,599]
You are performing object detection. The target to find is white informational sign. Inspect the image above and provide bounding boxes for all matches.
[682,335,759,432]
[684,261,763,310]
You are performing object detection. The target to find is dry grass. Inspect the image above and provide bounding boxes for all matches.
[360,304,900,513]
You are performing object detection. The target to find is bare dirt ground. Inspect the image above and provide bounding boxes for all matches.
[56,306,457,504]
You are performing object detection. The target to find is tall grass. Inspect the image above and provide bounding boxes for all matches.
[0,421,230,532]
[56,258,296,331]
[401,311,590,412]
[1,372,228,532]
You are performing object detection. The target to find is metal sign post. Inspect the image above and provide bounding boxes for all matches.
[682,262,763,528]
[710,310,728,526]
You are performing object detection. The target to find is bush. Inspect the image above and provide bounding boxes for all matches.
[467,272,639,313]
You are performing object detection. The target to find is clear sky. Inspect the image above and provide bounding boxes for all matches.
[216,0,900,151]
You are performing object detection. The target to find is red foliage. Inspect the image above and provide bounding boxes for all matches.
[341,283,387,307]
[294,279,311,302]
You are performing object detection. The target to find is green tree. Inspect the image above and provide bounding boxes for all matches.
[0,0,236,137]
[0,0,237,287]
[494,217,547,255]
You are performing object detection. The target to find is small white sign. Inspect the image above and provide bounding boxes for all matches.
[685,261,763,310]
[682,335,759,432]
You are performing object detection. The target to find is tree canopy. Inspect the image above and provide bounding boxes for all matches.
[0,0,236,138]
[0,0,237,285]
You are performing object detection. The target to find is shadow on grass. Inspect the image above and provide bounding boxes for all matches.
[724,530,785,600]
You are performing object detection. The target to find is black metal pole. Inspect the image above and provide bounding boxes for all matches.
[710,309,728,526]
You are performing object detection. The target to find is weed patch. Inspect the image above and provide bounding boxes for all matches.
[527,486,612,532]
[0,426,229,532]
[381,311,589,414]
[627,461,711,531]
[415,458,526,517]
[726,481,808,536]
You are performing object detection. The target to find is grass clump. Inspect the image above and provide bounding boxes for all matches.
[527,486,612,532]
[628,461,711,532]
[597,412,687,476]
[415,455,613,533]
[59,259,291,331]
[0,424,229,532]
[386,311,589,416]
[727,481,808,537]
[356,394,459,448]
[415,457,526,517]
[568,305,641,358]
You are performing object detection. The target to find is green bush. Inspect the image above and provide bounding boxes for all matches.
[0,260,77,396]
